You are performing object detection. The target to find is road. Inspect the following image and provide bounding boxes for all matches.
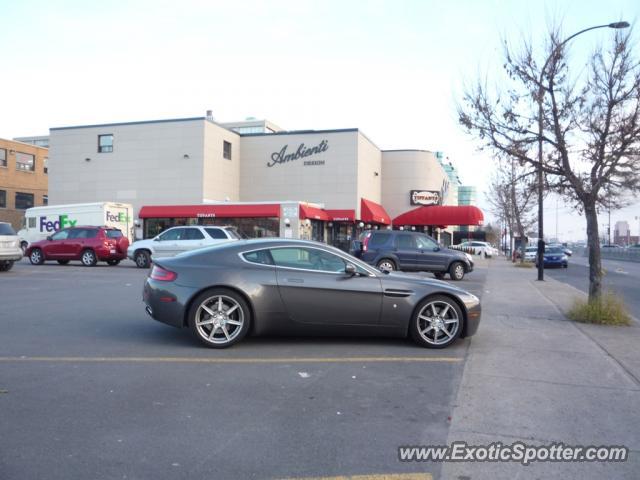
[544,255,640,317]
[0,259,488,480]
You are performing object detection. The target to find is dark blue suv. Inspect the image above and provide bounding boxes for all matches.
[350,230,474,280]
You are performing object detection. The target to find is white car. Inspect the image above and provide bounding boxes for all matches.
[128,225,242,268]
[455,241,498,258]
[0,222,23,272]
[524,246,538,262]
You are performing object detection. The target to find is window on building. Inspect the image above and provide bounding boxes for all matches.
[0,190,6,208]
[43,195,48,206]
[15,152,35,172]
[98,134,113,153]
[15,192,34,210]
[44,157,48,174]
[223,141,232,160]
[0,148,6,167]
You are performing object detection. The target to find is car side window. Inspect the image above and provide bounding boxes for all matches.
[270,247,347,273]
[185,228,205,240]
[369,233,391,247]
[158,229,181,241]
[416,235,438,250]
[395,235,416,249]
[242,249,274,265]
[205,228,227,239]
[51,229,70,241]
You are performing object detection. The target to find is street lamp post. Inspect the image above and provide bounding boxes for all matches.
[536,21,630,281]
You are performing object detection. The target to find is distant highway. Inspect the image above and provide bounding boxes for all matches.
[544,255,640,318]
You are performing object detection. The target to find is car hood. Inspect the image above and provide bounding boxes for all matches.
[129,239,155,249]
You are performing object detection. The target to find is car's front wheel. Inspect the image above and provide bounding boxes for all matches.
[135,250,151,268]
[0,261,14,272]
[81,249,97,267]
[29,248,44,265]
[188,289,251,348]
[449,261,465,281]
[410,295,463,349]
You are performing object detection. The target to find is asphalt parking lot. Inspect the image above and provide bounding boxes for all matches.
[0,258,488,480]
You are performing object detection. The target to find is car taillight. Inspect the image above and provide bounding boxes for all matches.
[362,233,371,252]
[150,265,177,282]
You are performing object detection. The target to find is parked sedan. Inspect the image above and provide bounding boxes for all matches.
[128,225,241,268]
[143,239,482,349]
[535,246,569,268]
[523,246,538,262]
[454,241,498,258]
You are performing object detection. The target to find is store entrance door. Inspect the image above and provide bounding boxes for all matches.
[329,223,355,252]
[310,220,325,243]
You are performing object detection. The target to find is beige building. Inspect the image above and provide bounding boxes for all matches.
[45,115,477,247]
[0,138,49,230]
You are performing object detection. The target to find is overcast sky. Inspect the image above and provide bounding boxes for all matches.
[1,0,638,240]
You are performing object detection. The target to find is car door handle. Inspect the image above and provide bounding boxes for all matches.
[285,278,304,284]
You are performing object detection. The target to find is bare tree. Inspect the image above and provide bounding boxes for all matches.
[459,28,640,300]
[486,158,537,261]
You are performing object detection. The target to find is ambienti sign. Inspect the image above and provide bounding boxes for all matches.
[268,140,329,167]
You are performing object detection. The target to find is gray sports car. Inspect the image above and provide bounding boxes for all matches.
[143,239,481,349]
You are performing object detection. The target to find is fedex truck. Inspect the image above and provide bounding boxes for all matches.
[18,202,134,251]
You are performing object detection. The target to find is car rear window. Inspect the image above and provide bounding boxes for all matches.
[0,223,16,235]
[369,232,391,247]
[242,249,274,265]
[205,228,227,239]
[105,229,123,238]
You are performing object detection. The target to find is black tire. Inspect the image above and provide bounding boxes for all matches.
[0,261,14,272]
[188,288,251,348]
[106,259,121,266]
[80,249,97,267]
[449,261,465,281]
[135,250,151,268]
[29,248,45,265]
[57,260,70,265]
[376,258,396,272]
[433,272,446,280]
[410,294,464,349]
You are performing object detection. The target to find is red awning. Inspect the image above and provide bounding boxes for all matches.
[360,198,391,225]
[325,209,356,222]
[393,205,484,227]
[299,204,330,221]
[138,204,281,219]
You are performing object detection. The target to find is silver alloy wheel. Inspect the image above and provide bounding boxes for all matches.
[135,251,149,268]
[81,250,96,266]
[195,295,245,345]
[453,263,464,280]
[30,250,42,263]
[417,300,460,346]
[378,260,395,272]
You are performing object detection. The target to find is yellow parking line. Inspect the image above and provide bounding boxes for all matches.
[280,474,432,480]
[0,356,462,364]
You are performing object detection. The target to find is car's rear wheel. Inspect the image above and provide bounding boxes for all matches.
[29,248,44,265]
[135,250,151,268]
[188,289,251,348]
[410,295,463,349]
[449,261,465,281]
[0,261,14,272]
[57,260,70,265]
[377,258,396,272]
[81,249,97,267]
[106,259,120,266]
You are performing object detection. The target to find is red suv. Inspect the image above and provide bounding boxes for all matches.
[26,226,130,267]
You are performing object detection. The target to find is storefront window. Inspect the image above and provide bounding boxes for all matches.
[143,217,279,239]
[328,223,355,252]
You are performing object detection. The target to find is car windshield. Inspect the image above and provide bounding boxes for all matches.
[526,247,537,252]
[546,247,563,254]
[0,223,16,235]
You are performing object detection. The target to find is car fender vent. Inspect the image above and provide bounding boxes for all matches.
[383,289,413,298]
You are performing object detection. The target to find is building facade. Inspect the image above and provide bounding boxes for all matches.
[0,138,49,230]
[46,116,478,247]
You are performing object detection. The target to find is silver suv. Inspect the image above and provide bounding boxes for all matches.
[0,222,23,272]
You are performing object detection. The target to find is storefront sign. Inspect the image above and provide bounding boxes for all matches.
[268,140,329,167]
[196,213,216,218]
[410,190,441,206]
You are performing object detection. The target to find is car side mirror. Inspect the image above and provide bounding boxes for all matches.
[345,263,357,276]
[46,236,52,241]
[154,237,160,241]
[433,246,440,252]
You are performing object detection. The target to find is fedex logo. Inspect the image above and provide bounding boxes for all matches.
[39,215,77,232]
[106,211,130,223]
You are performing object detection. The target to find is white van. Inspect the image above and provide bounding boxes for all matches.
[18,202,134,251]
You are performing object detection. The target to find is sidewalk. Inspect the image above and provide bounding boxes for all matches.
[441,259,640,479]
